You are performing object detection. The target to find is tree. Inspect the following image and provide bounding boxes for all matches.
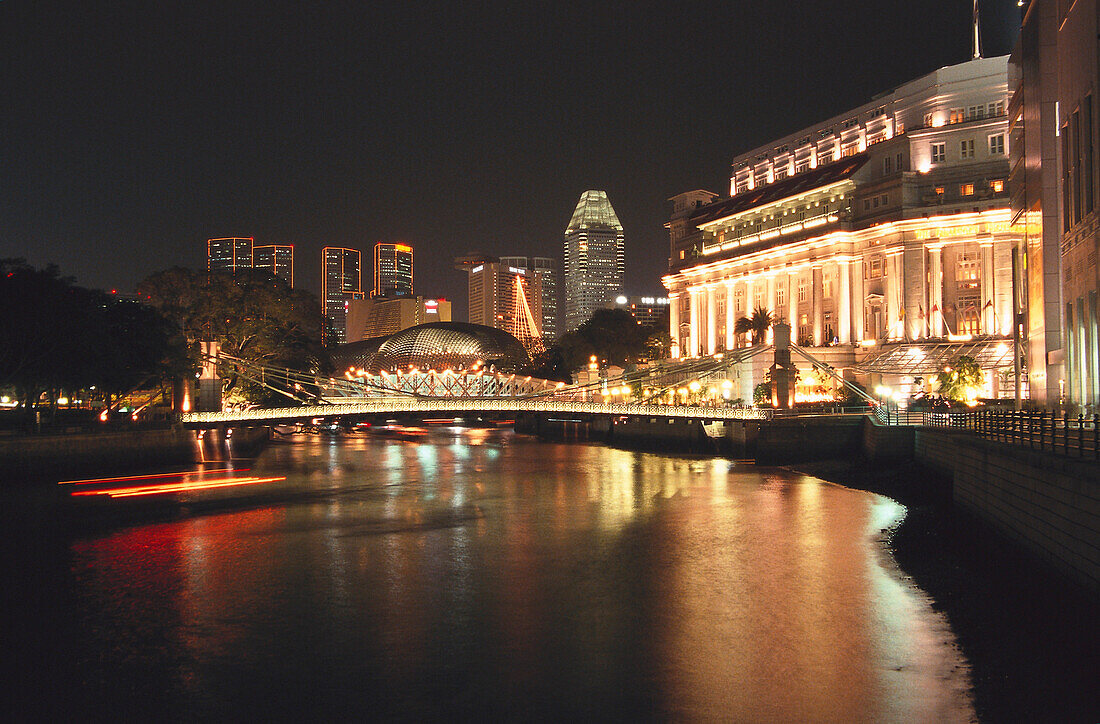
[735,307,774,345]
[557,308,651,370]
[138,268,329,405]
[936,355,984,404]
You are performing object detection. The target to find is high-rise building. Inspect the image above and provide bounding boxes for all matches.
[500,256,557,341]
[252,244,295,287]
[207,237,253,274]
[322,247,364,344]
[373,242,414,298]
[562,190,625,331]
[665,52,1026,402]
[346,296,452,341]
[1011,0,1096,406]
[605,295,671,329]
[455,253,547,353]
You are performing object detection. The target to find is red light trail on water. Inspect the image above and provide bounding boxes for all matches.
[60,467,281,499]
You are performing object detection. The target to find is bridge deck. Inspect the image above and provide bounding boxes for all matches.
[181,399,771,426]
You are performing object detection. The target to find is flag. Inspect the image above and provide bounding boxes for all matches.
[918,305,925,320]
[983,299,993,309]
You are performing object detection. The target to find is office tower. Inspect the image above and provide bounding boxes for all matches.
[455,254,545,353]
[346,296,452,341]
[322,247,364,344]
[606,294,671,328]
[562,190,625,331]
[207,237,253,274]
[373,242,414,298]
[500,256,557,341]
[252,244,295,287]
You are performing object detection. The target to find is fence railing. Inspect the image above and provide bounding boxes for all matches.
[874,406,1100,460]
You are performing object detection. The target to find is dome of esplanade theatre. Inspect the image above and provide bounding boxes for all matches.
[332,322,531,374]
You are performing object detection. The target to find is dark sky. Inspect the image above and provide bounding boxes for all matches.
[0,1,1020,320]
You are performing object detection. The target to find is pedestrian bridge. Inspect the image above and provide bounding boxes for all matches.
[180,398,772,427]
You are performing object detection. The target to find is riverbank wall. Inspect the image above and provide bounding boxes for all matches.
[862,416,1100,595]
[0,425,271,483]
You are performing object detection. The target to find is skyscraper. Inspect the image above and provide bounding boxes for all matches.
[321,247,364,344]
[455,253,548,353]
[372,242,414,298]
[562,190,624,330]
[207,237,253,274]
[252,244,295,287]
[500,256,557,341]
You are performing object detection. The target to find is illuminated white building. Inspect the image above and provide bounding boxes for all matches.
[664,55,1029,399]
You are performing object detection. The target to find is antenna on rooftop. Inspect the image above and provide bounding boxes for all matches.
[971,0,983,59]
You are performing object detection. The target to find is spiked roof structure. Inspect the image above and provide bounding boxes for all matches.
[566,190,623,232]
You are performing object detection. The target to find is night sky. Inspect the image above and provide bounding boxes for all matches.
[1,1,1020,320]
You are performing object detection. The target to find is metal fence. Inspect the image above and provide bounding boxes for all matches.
[873,406,1100,460]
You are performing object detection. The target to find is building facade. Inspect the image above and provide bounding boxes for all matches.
[252,244,294,287]
[207,237,253,274]
[665,55,1028,400]
[322,247,364,344]
[563,190,625,331]
[455,254,548,353]
[346,296,452,341]
[500,256,557,341]
[372,242,414,298]
[605,295,671,329]
[1012,0,1099,408]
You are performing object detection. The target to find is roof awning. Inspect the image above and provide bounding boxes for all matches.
[855,338,1014,376]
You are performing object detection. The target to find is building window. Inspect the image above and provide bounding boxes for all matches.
[923,112,934,127]
[864,199,872,212]
[960,183,975,196]
[777,286,786,308]
[880,194,888,206]
[949,108,965,124]
[989,133,1005,155]
[798,281,807,302]
[795,162,809,174]
[872,196,879,209]
[896,152,904,171]
[967,105,985,121]
[870,258,882,277]
[960,139,975,159]
[990,179,1004,193]
[935,186,945,196]
[931,142,946,163]
[883,156,892,174]
[988,101,1004,117]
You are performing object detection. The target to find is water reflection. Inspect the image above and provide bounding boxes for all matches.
[51,429,972,720]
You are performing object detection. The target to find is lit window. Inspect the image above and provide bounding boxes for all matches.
[949,108,965,124]
[989,133,1005,155]
[960,139,975,159]
[931,142,946,163]
[935,186,945,195]
[990,179,1004,193]
[960,183,975,196]
[923,112,934,127]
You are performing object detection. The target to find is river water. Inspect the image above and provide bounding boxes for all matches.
[7,428,975,721]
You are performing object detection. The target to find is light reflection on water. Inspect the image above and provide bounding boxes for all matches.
[52,429,972,720]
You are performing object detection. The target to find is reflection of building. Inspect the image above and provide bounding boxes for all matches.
[331,322,530,373]
[207,237,253,274]
[322,247,363,344]
[563,190,625,330]
[372,242,414,298]
[1012,0,1096,406]
[346,296,452,341]
[252,244,294,286]
[500,256,557,341]
[455,254,550,352]
[665,53,1026,399]
[605,295,670,328]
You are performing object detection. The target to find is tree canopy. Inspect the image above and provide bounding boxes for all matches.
[735,307,774,345]
[936,355,984,404]
[0,259,190,413]
[137,268,328,405]
[554,307,663,371]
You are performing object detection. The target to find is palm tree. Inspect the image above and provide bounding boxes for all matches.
[747,307,774,345]
[734,316,753,346]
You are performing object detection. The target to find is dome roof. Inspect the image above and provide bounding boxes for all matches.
[332,322,530,373]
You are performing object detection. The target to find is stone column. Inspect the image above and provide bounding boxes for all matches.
[812,265,824,346]
[928,246,943,337]
[850,259,865,342]
[766,275,777,343]
[689,289,700,357]
[669,293,680,359]
[725,282,735,351]
[980,242,995,334]
[788,271,798,330]
[838,259,851,344]
[885,252,900,340]
[743,278,755,348]
[706,285,717,355]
